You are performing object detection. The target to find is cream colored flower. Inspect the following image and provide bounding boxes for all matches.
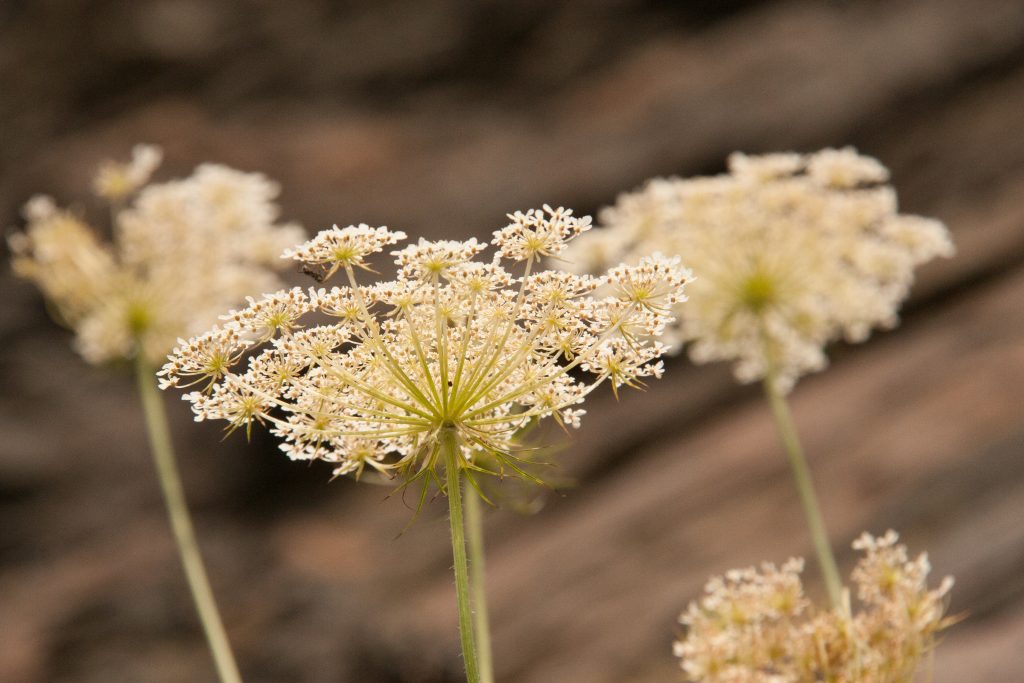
[492,204,592,261]
[283,223,407,278]
[675,531,955,683]
[9,146,304,364]
[562,149,954,392]
[160,209,689,487]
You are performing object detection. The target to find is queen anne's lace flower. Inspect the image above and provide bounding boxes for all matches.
[159,211,689,487]
[675,531,955,683]
[562,148,954,392]
[9,146,304,364]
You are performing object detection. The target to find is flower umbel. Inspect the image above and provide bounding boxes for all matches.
[160,207,689,490]
[675,531,955,683]
[562,148,954,392]
[9,146,305,365]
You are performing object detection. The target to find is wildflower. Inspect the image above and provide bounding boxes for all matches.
[675,531,955,683]
[161,207,688,682]
[7,145,291,682]
[160,207,689,485]
[562,148,954,392]
[9,146,304,365]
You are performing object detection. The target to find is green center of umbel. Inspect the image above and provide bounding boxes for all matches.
[741,272,776,313]
[127,301,152,335]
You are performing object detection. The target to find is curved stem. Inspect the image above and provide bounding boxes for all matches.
[135,356,242,683]
[442,429,480,683]
[465,487,494,683]
[763,377,843,608]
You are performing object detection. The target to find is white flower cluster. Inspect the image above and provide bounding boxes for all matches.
[9,146,305,365]
[159,206,690,485]
[675,531,955,683]
[562,148,954,392]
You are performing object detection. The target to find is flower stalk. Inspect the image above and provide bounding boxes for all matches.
[465,485,494,683]
[442,428,480,683]
[762,375,842,608]
[135,356,242,683]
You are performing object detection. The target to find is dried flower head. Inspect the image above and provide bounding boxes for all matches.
[675,531,955,682]
[9,146,304,364]
[562,148,954,392]
[159,206,689,489]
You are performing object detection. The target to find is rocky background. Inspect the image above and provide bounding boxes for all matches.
[2,1,1024,681]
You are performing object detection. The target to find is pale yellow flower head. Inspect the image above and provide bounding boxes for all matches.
[563,149,954,392]
[675,531,955,683]
[159,207,690,488]
[9,146,304,364]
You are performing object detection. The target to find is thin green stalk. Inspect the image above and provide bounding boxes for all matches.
[442,428,480,683]
[134,356,242,683]
[464,486,494,683]
[763,376,843,608]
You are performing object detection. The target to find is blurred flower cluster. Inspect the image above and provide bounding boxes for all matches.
[563,148,954,392]
[675,531,955,683]
[9,145,304,365]
[159,206,690,486]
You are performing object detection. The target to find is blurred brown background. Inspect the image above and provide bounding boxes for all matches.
[3,1,1024,681]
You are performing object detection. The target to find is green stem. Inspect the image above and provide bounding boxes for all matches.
[465,486,494,683]
[763,377,843,608]
[134,356,242,683]
[442,429,480,683]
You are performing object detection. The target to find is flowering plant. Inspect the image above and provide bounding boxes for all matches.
[160,205,689,682]
[561,150,957,679]
[9,145,306,683]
